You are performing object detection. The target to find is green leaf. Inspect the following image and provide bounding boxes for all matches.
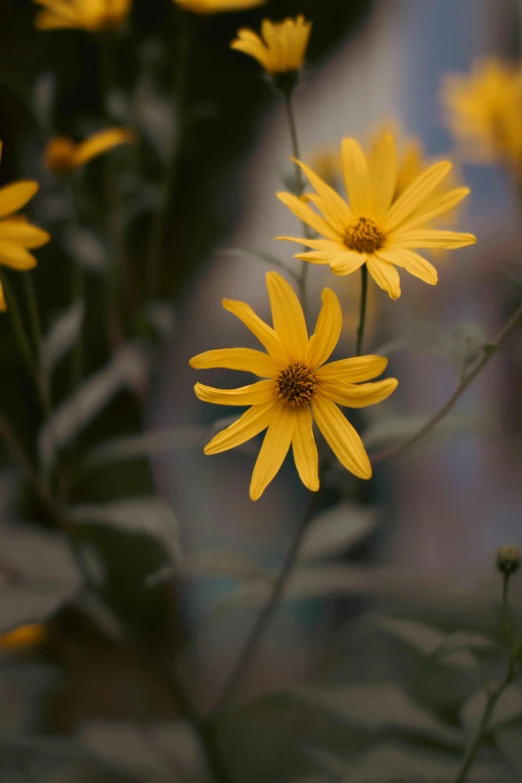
[448,323,496,377]
[299,503,379,562]
[221,247,298,277]
[41,302,84,373]
[363,412,483,449]
[461,685,522,734]
[376,617,480,669]
[180,549,272,585]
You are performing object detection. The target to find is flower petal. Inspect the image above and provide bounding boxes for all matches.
[250,405,296,500]
[0,182,39,218]
[294,159,353,232]
[330,251,366,276]
[34,11,80,29]
[0,219,50,249]
[195,380,275,406]
[376,248,437,285]
[189,348,281,377]
[394,187,470,231]
[368,132,397,222]
[366,257,401,300]
[307,288,342,369]
[0,281,6,311]
[387,229,477,249]
[75,128,134,166]
[312,396,372,479]
[317,355,388,383]
[222,298,288,363]
[0,242,38,270]
[319,378,398,408]
[277,237,337,251]
[204,401,277,456]
[266,272,308,361]
[292,406,319,492]
[383,161,452,233]
[341,138,371,215]
[277,192,341,241]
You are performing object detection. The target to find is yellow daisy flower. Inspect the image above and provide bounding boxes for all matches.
[44,128,135,174]
[190,272,398,501]
[33,0,131,32]
[231,16,312,75]
[174,0,264,14]
[0,143,50,312]
[441,58,522,175]
[277,133,476,300]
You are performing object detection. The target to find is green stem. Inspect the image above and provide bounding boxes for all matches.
[22,272,51,410]
[283,90,311,317]
[146,10,191,301]
[356,264,368,356]
[67,179,85,391]
[373,300,522,463]
[210,473,326,718]
[0,269,39,383]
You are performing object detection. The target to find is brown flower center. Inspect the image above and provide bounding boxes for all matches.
[345,217,385,254]
[276,362,317,408]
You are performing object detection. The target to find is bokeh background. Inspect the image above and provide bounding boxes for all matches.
[1,1,522,781]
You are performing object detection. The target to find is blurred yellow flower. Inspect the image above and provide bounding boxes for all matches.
[277,133,476,300]
[33,0,131,31]
[0,143,50,312]
[175,0,264,13]
[0,623,46,650]
[44,128,135,173]
[190,272,397,500]
[441,59,522,175]
[231,16,312,75]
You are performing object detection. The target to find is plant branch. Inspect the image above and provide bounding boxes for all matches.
[372,301,522,463]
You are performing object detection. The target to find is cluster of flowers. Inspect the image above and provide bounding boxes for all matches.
[3,0,520,501]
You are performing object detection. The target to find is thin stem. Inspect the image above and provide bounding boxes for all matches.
[67,179,85,391]
[283,90,311,316]
[146,10,191,301]
[356,264,368,356]
[210,483,324,718]
[22,272,51,410]
[0,411,54,514]
[0,269,39,384]
[373,300,522,463]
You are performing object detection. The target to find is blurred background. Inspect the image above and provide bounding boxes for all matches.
[1,0,522,781]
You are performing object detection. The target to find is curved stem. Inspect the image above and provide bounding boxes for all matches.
[210,483,324,718]
[356,264,368,356]
[283,90,311,316]
[146,10,191,301]
[373,300,522,463]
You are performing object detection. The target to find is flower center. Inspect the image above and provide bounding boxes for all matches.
[276,362,317,408]
[345,217,385,254]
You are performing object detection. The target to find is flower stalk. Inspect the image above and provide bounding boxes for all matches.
[356,264,369,356]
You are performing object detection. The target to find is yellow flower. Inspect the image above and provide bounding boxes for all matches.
[0,623,46,650]
[231,16,312,75]
[44,128,135,173]
[277,133,476,300]
[0,143,50,312]
[175,0,264,14]
[441,58,522,175]
[33,0,131,31]
[190,272,398,501]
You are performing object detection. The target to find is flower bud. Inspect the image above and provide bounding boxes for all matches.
[44,137,77,173]
[496,544,521,577]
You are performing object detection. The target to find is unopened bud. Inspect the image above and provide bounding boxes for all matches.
[496,544,521,577]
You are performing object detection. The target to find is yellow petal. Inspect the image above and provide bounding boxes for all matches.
[277,192,341,241]
[266,271,308,362]
[0,281,6,311]
[222,298,288,364]
[366,257,401,300]
[250,405,295,500]
[204,401,277,455]
[230,37,270,70]
[0,182,39,218]
[341,138,371,215]
[292,406,319,492]
[0,219,50,249]
[307,288,342,369]
[368,132,397,222]
[394,187,470,232]
[317,355,388,383]
[318,378,398,408]
[195,380,275,406]
[189,348,280,377]
[387,229,477,249]
[383,161,452,233]
[330,251,366,276]
[0,242,38,270]
[311,396,372,479]
[0,622,46,649]
[277,237,339,251]
[294,249,340,265]
[293,159,353,232]
[376,249,437,285]
[74,128,134,166]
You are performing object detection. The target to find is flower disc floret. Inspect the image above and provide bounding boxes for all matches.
[345,217,385,254]
[276,362,317,408]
